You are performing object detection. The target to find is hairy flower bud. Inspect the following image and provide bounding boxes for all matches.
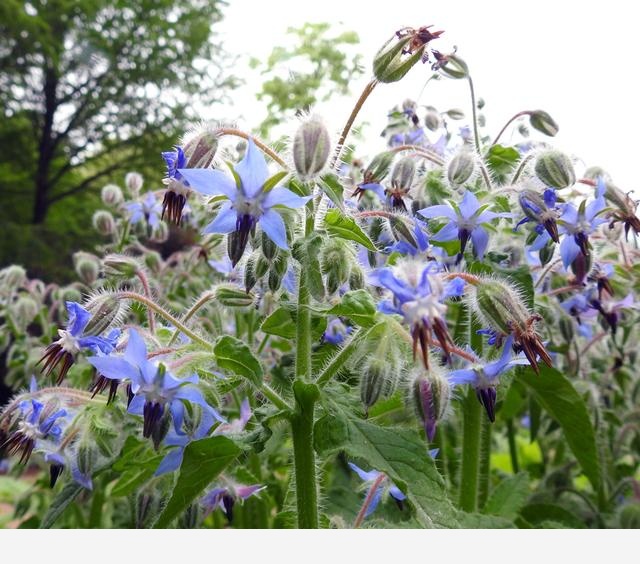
[216,285,255,308]
[529,110,559,137]
[617,503,640,529]
[391,157,416,191]
[360,360,386,413]
[471,277,552,373]
[83,294,125,336]
[243,253,258,293]
[103,254,140,279]
[373,34,422,83]
[349,266,365,290]
[445,108,465,120]
[1,265,26,289]
[411,368,451,442]
[182,123,219,169]
[424,110,442,131]
[447,150,477,187]
[293,116,331,180]
[534,150,575,188]
[75,256,100,285]
[320,239,352,295]
[144,251,163,273]
[261,231,278,261]
[61,286,82,304]
[12,295,39,328]
[434,51,469,79]
[125,172,143,196]
[92,210,116,236]
[101,183,124,206]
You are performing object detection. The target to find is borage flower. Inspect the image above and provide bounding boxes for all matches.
[419,190,509,263]
[125,192,162,228]
[372,259,464,368]
[88,329,223,439]
[178,138,310,266]
[348,462,406,518]
[161,146,190,225]
[38,302,120,383]
[448,336,527,422]
[201,483,265,522]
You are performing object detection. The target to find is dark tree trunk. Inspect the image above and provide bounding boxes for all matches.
[31,67,58,224]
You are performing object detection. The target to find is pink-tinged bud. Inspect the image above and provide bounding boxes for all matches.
[74,253,101,285]
[411,368,450,442]
[125,172,143,196]
[92,210,116,236]
[0,265,26,289]
[101,183,123,206]
[182,123,219,169]
[103,254,140,279]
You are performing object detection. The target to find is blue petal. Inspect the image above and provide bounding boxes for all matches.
[203,202,238,234]
[364,485,383,517]
[65,302,91,337]
[155,447,185,476]
[127,394,146,416]
[458,191,480,218]
[471,227,489,259]
[124,329,147,366]
[236,138,270,198]
[348,462,380,482]
[376,269,415,303]
[259,209,288,249]
[388,484,406,502]
[87,356,140,384]
[178,168,238,199]
[431,221,459,243]
[358,182,386,200]
[418,204,458,221]
[448,369,477,386]
[560,236,581,269]
[263,186,311,209]
[529,231,551,252]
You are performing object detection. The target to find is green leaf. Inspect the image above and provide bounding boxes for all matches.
[519,366,601,490]
[318,173,345,212]
[153,436,241,528]
[40,481,84,529]
[315,413,459,528]
[457,512,515,528]
[324,208,376,251]
[262,170,289,193]
[328,289,377,327]
[483,472,530,519]
[260,306,327,340]
[520,503,586,528]
[486,144,520,183]
[214,335,263,386]
[292,233,325,300]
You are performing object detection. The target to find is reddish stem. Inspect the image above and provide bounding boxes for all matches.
[353,472,387,529]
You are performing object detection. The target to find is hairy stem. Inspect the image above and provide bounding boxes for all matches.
[490,111,530,148]
[330,79,378,169]
[353,472,387,529]
[168,291,216,346]
[459,387,482,512]
[136,270,156,335]
[215,127,287,168]
[507,418,520,474]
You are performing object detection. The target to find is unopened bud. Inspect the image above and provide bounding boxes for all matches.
[360,361,386,412]
[617,503,640,529]
[83,295,124,336]
[261,231,278,261]
[144,251,163,273]
[101,184,124,206]
[445,108,465,120]
[293,116,331,180]
[125,172,143,196]
[435,51,469,79]
[215,285,255,308]
[75,256,100,285]
[76,444,95,477]
[364,151,395,185]
[254,254,270,279]
[529,110,559,137]
[391,157,416,190]
[447,150,476,187]
[243,253,258,293]
[583,166,611,183]
[267,254,288,293]
[534,150,575,188]
[92,210,116,236]
[12,296,39,328]
[103,254,140,278]
[61,287,82,304]
[183,123,219,169]
[559,317,574,343]
[349,266,365,290]
[411,368,451,442]
[472,278,530,336]
[320,239,351,295]
[1,265,26,288]
[424,110,442,131]
[373,34,422,83]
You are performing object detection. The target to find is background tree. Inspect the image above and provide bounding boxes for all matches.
[252,23,364,136]
[0,0,237,225]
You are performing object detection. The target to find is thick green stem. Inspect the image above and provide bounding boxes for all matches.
[291,381,320,528]
[507,418,520,473]
[467,75,481,155]
[295,272,312,381]
[458,387,482,512]
[478,415,492,509]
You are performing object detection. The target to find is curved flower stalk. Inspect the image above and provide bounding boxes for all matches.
[88,329,223,439]
[38,301,120,383]
[372,259,465,368]
[178,138,310,266]
[418,190,510,263]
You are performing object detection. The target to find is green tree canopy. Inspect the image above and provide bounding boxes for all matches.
[0,0,236,224]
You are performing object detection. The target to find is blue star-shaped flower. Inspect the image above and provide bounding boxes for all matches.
[178,138,310,265]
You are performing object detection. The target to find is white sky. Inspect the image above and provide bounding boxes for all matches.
[215,0,640,190]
